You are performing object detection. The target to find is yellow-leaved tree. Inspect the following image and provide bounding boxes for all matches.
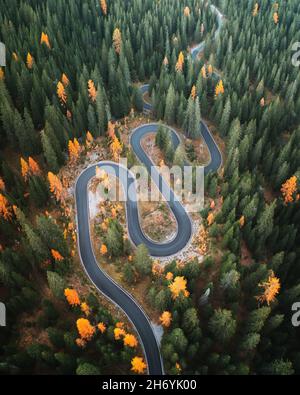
[257,271,281,306]
[27,53,34,69]
[215,80,225,97]
[100,244,108,255]
[113,28,122,54]
[64,288,80,306]
[159,311,172,328]
[165,272,174,281]
[110,136,123,161]
[184,7,190,17]
[68,138,81,162]
[61,73,70,87]
[20,157,29,180]
[0,194,12,221]
[190,85,197,100]
[169,276,189,299]
[40,32,51,48]
[57,81,67,105]
[100,0,107,15]
[81,302,90,316]
[88,79,97,102]
[0,177,5,191]
[281,176,298,204]
[114,327,126,340]
[48,172,65,203]
[207,212,214,226]
[131,357,147,374]
[253,3,259,17]
[123,334,138,348]
[76,318,95,341]
[86,131,94,147]
[51,249,64,262]
[239,216,245,228]
[98,322,107,333]
[176,52,185,73]
[28,157,41,175]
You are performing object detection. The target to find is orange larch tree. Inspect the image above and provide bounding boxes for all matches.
[61,73,70,87]
[152,261,163,277]
[76,338,86,348]
[273,12,279,24]
[159,311,172,328]
[131,357,147,374]
[51,249,64,261]
[73,138,80,153]
[253,3,259,16]
[86,131,94,147]
[257,271,281,306]
[239,216,245,228]
[100,0,107,15]
[110,136,123,161]
[20,157,29,180]
[0,68,4,80]
[98,322,107,334]
[215,80,225,97]
[107,121,116,139]
[81,302,90,316]
[57,81,67,105]
[190,85,197,100]
[169,276,190,299]
[201,65,207,79]
[184,6,190,17]
[76,318,95,341]
[114,327,126,340]
[40,32,51,49]
[0,194,13,221]
[113,28,122,54]
[64,288,81,306]
[123,334,138,348]
[48,172,65,203]
[0,177,5,191]
[207,212,214,226]
[165,272,174,281]
[27,53,34,69]
[28,157,41,176]
[100,244,108,255]
[281,176,298,204]
[68,139,81,163]
[88,79,97,102]
[175,52,185,73]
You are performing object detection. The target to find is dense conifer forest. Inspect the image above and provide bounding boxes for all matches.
[0,0,300,376]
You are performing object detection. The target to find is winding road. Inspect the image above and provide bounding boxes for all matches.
[75,4,223,376]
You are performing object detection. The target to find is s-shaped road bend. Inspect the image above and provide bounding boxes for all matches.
[75,4,223,376]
